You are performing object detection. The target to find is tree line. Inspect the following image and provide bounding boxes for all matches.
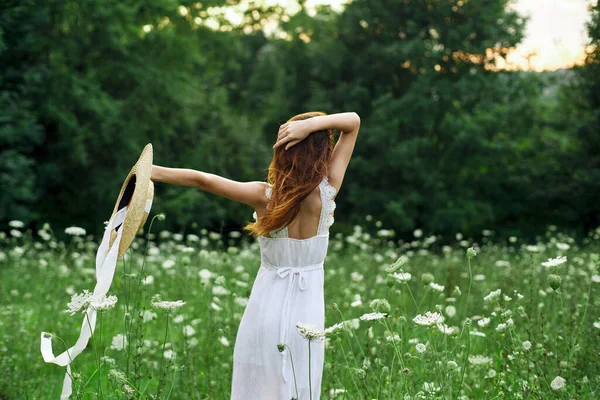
[1,0,599,243]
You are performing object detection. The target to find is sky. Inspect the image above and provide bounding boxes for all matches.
[263,0,596,71]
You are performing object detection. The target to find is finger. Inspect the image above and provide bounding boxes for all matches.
[273,136,289,149]
[278,127,288,138]
[285,139,301,150]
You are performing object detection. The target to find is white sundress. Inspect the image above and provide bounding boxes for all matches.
[231,176,337,400]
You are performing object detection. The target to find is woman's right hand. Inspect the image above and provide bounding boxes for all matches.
[273,119,313,150]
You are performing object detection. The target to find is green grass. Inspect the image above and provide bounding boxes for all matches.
[1,218,599,399]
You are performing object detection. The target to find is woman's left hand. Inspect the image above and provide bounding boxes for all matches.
[273,120,312,150]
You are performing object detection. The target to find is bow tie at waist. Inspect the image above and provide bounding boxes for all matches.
[261,261,324,383]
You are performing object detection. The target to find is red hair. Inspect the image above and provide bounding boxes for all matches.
[244,111,335,237]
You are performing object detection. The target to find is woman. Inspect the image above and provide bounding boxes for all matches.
[151,111,361,399]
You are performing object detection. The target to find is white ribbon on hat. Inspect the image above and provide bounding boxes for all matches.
[40,198,152,399]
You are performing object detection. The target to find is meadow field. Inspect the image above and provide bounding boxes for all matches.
[1,215,599,399]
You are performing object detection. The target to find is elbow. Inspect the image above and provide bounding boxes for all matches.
[351,112,361,129]
[193,170,210,190]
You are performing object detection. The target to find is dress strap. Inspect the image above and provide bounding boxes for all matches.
[317,176,337,235]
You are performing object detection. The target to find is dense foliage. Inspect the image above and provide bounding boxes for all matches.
[1,0,599,242]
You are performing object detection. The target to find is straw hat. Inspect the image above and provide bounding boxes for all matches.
[108,143,154,259]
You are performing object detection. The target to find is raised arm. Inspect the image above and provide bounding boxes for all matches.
[151,166,267,208]
[273,112,361,194]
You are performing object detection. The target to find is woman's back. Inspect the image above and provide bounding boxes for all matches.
[253,175,337,241]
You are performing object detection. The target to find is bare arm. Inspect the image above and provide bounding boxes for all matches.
[304,112,360,136]
[151,166,267,208]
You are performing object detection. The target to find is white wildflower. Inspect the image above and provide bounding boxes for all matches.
[468,355,493,365]
[324,322,345,334]
[391,272,412,282]
[523,340,532,351]
[541,256,567,268]
[142,310,157,322]
[183,325,195,337]
[550,376,566,390]
[8,220,24,228]
[163,349,176,359]
[413,311,445,326]
[445,305,457,318]
[437,323,458,335]
[212,285,230,296]
[219,336,230,347]
[350,294,362,307]
[123,384,134,395]
[296,323,325,341]
[172,314,184,323]
[151,299,186,311]
[429,282,444,292]
[415,343,427,353]
[65,226,86,236]
[423,381,440,393]
[351,271,364,281]
[91,294,118,311]
[470,330,486,337]
[484,289,501,302]
[359,312,387,321]
[65,290,93,315]
[110,334,127,351]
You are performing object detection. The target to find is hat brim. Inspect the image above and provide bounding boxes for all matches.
[108,143,154,258]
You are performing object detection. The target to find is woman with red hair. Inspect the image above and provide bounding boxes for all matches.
[151,111,361,399]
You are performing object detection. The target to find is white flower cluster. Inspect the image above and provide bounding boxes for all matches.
[9,220,24,228]
[65,290,118,315]
[429,282,444,292]
[483,289,502,302]
[468,354,493,365]
[391,272,412,282]
[413,311,445,326]
[359,312,387,321]
[151,300,186,310]
[296,323,326,341]
[65,226,86,236]
[541,256,567,268]
[296,321,345,341]
[550,376,566,390]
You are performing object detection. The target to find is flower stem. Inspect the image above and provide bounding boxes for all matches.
[282,344,299,399]
[308,340,312,400]
[157,313,170,398]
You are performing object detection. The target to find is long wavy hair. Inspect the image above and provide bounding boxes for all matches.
[244,111,335,238]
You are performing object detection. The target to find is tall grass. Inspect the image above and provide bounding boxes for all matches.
[0,220,599,398]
